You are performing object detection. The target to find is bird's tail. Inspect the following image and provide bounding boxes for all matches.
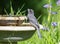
[36,27,42,38]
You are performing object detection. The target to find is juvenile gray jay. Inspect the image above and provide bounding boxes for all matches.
[27,9,42,38]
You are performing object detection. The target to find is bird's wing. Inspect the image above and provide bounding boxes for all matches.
[27,14,39,28]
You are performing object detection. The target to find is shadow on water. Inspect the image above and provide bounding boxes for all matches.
[0,30,36,44]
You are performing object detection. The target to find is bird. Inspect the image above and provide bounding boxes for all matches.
[27,9,42,38]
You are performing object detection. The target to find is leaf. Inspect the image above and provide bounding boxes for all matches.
[16,3,25,16]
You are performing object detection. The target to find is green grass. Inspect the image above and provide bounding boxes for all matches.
[4,1,26,16]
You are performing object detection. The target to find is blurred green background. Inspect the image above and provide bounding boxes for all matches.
[0,0,59,44]
[0,0,57,22]
[0,0,48,23]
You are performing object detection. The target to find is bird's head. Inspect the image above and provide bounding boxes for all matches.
[27,9,34,15]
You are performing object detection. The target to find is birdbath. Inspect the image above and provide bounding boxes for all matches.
[0,15,35,42]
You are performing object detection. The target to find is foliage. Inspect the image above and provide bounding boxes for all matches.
[4,1,26,16]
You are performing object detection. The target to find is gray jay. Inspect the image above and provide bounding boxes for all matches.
[27,9,49,38]
[27,9,42,38]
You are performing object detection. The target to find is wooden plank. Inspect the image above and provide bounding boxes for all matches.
[0,16,27,20]
[0,26,35,31]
